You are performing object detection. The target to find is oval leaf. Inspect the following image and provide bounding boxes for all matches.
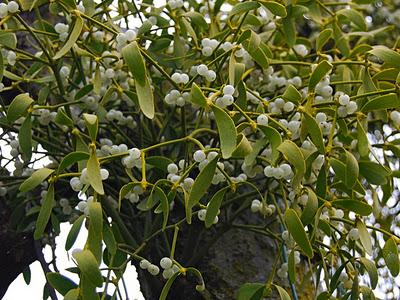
[205,187,228,228]
[19,168,54,192]
[277,140,305,188]
[87,152,104,195]
[34,183,55,240]
[46,272,77,296]
[54,16,83,60]
[212,105,237,159]
[285,208,313,258]
[7,93,34,123]
[65,215,85,251]
[331,199,372,216]
[361,93,400,112]
[72,250,103,287]
[309,60,333,91]
[356,219,372,255]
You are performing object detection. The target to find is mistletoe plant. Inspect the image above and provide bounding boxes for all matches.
[1,0,400,299]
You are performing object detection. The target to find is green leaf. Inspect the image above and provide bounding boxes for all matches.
[258,125,282,165]
[212,105,237,159]
[361,93,400,112]
[288,250,295,283]
[232,134,253,158]
[0,32,17,49]
[190,83,208,108]
[345,150,359,188]
[93,64,101,95]
[19,168,54,192]
[331,199,372,216]
[229,1,260,17]
[301,187,318,225]
[153,185,169,230]
[159,271,181,300]
[103,222,117,255]
[87,152,104,195]
[359,161,390,185]
[183,11,208,30]
[7,93,34,123]
[0,52,3,82]
[357,120,369,158]
[187,157,219,222]
[64,288,80,300]
[146,156,174,172]
[303,112,325,153]
[309,60,333,91]
[65,215,85,251]
[122,41,146,86]
[359,258,378,289]
[356,219,372,255]
[259,1,287,17]
[285,208,313,258]
[316,28,333,52]
[46,272,77,296]
[273,284,291,300]
[237,283,265,300]
[282,16,296,47]
[83,113,98,141]
[72,250,103,287]
[282,84,302,104]
[58,152,90,174]
[136,78,155,119]
[368,46,400,68]
[205,187,228,228]
[337,8,366,31]
[55,107,74,127]
[383,237,400,276]
[34,183,54,240]
[54,16,83,60]
[277,141,305,188]
[19,114,32,162]
[22,267,31,285]
[87,202,103,263]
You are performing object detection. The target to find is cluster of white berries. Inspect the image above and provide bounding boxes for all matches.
[164,89,190,107]
[313,112,332,136]
[160,257,180,279]
[268,98,295,115]
[215,85,235,108]
[76,196,94,215]
[121,148,142,169]
[250,199,276,216]
[115,29,139,51]
[336,93,358,117]
[167,0,184,9]
[9,139,20,158]
[105,109,136,127]
[1,49,17,66]
[55,23,70,42]
[197,205,220,225]
[190,64,217,82]
[69,167,109,192]
[0,1,19,18]
[264,163,294,180]
[293,44,309,57]
[390,111,400,127]
[124,185,144,204]
[59,198,73,215]
[171,72,189,84]
[348,228,360,241]
[166,162,194,191]
[37,109,57,126]
[201,38,219,57]
[314,75,333,102]
[139,259,160,276]
[256,114,269,126]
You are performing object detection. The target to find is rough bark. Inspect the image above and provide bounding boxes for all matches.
[135,213,280,300]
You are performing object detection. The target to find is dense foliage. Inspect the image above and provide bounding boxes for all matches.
[1,0,400,299]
